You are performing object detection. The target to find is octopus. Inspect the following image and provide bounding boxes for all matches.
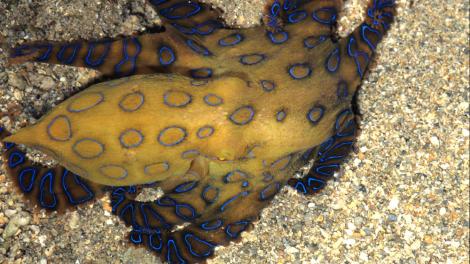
[0,0,397,263]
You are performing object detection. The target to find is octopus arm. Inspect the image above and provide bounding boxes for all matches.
[7,26,219,78]
[0,127,105,212]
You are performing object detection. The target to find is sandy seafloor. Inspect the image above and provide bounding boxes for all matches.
[0,0,468,263]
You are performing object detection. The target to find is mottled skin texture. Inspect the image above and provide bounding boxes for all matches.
[1,0,397,263]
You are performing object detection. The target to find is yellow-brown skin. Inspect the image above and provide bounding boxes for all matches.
[2,0,397,262]
[5,69,348,187]
[5,0,363,188]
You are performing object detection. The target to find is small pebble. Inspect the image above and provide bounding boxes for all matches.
[68,212,80,229]
[388,197,400,210]
[4,209,17,218]
[38,76,56,90]
[2,213,31,239]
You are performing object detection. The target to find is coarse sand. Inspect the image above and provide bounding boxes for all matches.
[0,0,468,263]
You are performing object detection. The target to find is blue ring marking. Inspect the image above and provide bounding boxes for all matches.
[337,81,349,99]
[173,21,221,36]
[8,151,25,168]
[325,47,341,73]
[72,138,105,159]
[130,230,143,244]
[18,167,38,193]
[140,203,171,230]
[56,43,81,65]
[307,176,327,190]
[181,150,200,159]
[288,10,307,23]
[163,90,192,108]
[288,63,312,80]
[5,142,15,150]
[219,191,249,212]
[38,170,58,209]
[10,44,52,61]
[190,79,208,86]
[185,39,211,56]
[85,40,111,67]
[267,31,289,44]
[184,233,216,258]
[111,188,126,213]
[259,182,281,201]
[149,232,163,252]
[307,106,325,125]
[156,196,177,207]
[201,185,219,204]
[195,20,222,36]
[332,108,355,137]
[336,120,356,137]
[149,0,168,6]
[127,186,137,194]
[239,53,266,65]
[360,23,382,51]
[158,45,176,66]
[318,140,353,163]
[276,110,287,122]
[173,181,198,193]
[175,203,198,221]
[315,164,340,177]
[262,172,274,182]
[159,2,202,20]
[260,80,275,92]
[294,181,307,194]
[318,141,354,163]
[218,33,244,47]
[61,169,94,205]
[318,137,335,157]
[367,7,378,25]
[118,91,144,112]
[46,115,72,142]
[120,129,144,149]
[11,45,34,57]
[312,7,337,25]
[11,44,52,62]
[68,91,104,113]
[119,202,137,226]
[171,23,196,34]
[304,35,327,49]
[335,109,353,132]
[157,126,187,147]
[166,238,187,264]
[347,36,370,78]
[114,37,142,76]
[36,44,54,61]
[200,219,223,231]
[190,68,213,79]
[229,105,255,125]
[203,93,223,106]
[270,0,281,16]
[225,220,250,239]
[283,0,298,11]
[223,170,248,183]
[242,181,249,188]
[197,126,215,139]
[36,44,54,62]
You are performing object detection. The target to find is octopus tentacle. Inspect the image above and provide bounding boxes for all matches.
[0,127,104,212]
[148,0,227,38]
[111,175,283,263]
[7,27,217,78]
[288,108,358,194]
